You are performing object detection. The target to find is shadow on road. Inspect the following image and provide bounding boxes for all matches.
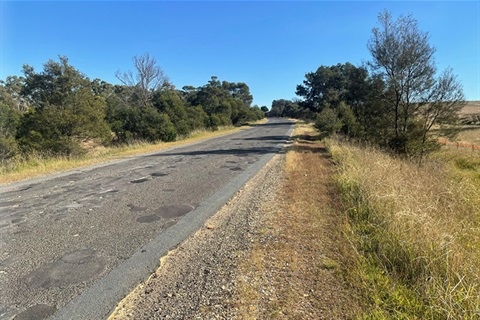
[232,135,291,142]
[144,146,282,158]
[144,130,294,158]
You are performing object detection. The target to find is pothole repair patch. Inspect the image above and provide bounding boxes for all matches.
[150,172,168,177]
[130,177,149,184]
[135,205,195,223]
[155,205,194,219]
[13,304,57,320]
[136,214,161,223]
[25,249,107,289]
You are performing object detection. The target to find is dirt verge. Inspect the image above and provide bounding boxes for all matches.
[235,125,362,319]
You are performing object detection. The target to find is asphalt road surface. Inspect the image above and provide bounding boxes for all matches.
[0,118,294,320]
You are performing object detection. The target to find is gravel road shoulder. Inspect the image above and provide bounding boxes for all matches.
[108,152,286,319]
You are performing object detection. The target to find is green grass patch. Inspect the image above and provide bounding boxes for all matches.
[454,157,479,171]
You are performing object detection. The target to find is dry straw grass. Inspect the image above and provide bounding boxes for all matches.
[457,127,480,145]
[329,138,480,318]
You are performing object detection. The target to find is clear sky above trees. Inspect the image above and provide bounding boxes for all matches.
[1,1,478,107]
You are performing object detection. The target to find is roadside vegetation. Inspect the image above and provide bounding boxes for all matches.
[271,10,467,163]
[329,135,479,318]
[236,118,479,318]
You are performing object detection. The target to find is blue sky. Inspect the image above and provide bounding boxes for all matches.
[1,1,479,108]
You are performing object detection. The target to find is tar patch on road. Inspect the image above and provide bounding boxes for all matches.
[135,205,194,223]
[155,205,194,219]
[12,304,57,320]
[136,214,161,223]
[25,249,107,289]
[150,172,168,177]
[129,177,150,184]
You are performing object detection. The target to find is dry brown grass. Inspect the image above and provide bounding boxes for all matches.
[457,127,480,145]
[237,123,362,319]
[329,138,480,318]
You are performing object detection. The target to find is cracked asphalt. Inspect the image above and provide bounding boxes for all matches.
[0,118,293,320]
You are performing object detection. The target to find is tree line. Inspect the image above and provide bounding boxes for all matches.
[273,11,465,159]
[0,54,264,160]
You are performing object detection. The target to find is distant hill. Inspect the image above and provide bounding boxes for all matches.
[460,101,480,125]
[461,101,480,114]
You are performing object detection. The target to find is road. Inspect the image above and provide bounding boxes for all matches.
[0,118,294,320]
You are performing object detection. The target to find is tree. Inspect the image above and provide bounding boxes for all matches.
[222,81,253,106]
[417,68,465,161]
[269,99,289,117]
[109,54,182,143]
[153,88,190,136]
[337,102,359,137]
[18,56,111,155]
[115,53,168,109]
[315,107,342,137]
[186,105,209,131]
[367,10,464,155]
[358,74,393,145]
[1,76,28,112]
[184,76,261,127]
[137,106,176,142]
[282,101,301,118]
[0,100,20,160]
[296,63,369,113]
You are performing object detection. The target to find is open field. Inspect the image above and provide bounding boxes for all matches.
[457,101,480,145]
[460,101,480,115]
[459,101,480,126]
[457,127,480,145]
[437,101,480,150]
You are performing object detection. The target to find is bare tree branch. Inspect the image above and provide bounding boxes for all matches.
[115,53,169,109]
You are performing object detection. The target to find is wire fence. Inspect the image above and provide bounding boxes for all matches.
[439,139,480,152]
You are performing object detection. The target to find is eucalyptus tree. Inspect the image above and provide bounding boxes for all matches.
[0,83,21,159]
[17,56,111,155]
[185,76,261,127]
[296,63,369,113]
